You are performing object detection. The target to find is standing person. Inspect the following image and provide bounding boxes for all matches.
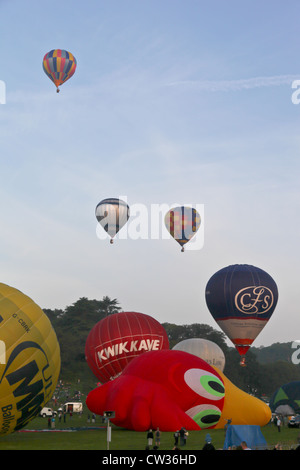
[155,427,161,447]
[277,416,281,432]
[147,429,154,447]
[202,433,215,450]
[174,430,179,446]
[179,427,187,447]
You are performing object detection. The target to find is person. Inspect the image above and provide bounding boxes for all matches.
[202,433,215,450]
[241,441,251,450]
[155,427,161,447]
[224,418,231,435]
[179,427,187,446]
[277,416,281,432]
[147,429,154,447]
[174,430,179,446]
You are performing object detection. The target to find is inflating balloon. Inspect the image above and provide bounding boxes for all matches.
[164,206,201,252]
[85,311,169,383]
[0,283,60,435]
[95,198,130,244]
[205,264,278,365]
[86,350,271,431]
[43,49,77,93]
[172,338,225,372]
[212,366,271,429]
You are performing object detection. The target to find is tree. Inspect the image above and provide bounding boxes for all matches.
[100,296,121,316]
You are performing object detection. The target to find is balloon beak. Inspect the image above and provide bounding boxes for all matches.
[212,367,271,429]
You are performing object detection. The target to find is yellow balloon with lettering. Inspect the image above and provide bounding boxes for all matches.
[0,283,60,435]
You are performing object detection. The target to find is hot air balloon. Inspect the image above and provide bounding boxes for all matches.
[0,283,60,435]
[205,264,278,365]
[164,206,201,252]
[43,49,77,93]
[86,349,271,431]
[95,198,130,244]
[172,338,225,371]
[85,311,169,383]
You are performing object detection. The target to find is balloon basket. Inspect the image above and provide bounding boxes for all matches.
[110,239,114,244]
[239,356,246,367]
[56,88,60,93]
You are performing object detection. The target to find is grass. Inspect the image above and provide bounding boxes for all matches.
[0,410,299,450]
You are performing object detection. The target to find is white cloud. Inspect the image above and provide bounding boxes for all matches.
[167,74,300,92]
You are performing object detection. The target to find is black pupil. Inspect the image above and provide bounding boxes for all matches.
[202,414,220,424]
[208,380,224,394]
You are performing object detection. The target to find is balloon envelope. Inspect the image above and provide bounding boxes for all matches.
[269,381,300,415]
[85,311,169,383]
[173,338,225,371]
[0,283,60,435]
[95,198,130,242]
[164,206,201,251]
[43,49,77,92]
[205,264,278,363]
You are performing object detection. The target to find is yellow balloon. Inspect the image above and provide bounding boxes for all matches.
[0,283,60,435]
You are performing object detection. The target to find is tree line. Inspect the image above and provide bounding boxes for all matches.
[44,296,300,398]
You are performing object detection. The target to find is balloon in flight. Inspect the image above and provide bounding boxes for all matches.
[173,338,225,372]
[0,283,60,435]
[164,206,201,251]
[43,49,77,93]
[205,264,278,365]
[95,198,130,244]
[85,311,169,383]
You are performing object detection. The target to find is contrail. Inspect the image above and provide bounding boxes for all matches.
[167,75,299,92]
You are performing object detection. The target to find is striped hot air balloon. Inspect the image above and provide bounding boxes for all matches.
[85,311,169,383]
[43,49,77,92]
[95,198,130,244]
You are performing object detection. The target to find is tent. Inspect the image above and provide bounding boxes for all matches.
[223,425,267,450]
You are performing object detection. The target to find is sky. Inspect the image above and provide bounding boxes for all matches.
[0,0,299,348]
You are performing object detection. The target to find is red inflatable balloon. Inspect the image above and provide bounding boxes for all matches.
[85,311,169,383]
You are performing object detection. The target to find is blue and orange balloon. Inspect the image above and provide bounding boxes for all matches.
[205,264,278,365]
[43,49,77,93]
[165,206,201,252]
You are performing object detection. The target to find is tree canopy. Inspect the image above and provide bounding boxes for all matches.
[44,296,300,398]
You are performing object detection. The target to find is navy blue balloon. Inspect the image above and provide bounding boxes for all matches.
[205,264,278,363]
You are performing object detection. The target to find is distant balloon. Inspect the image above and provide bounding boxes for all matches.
[172,338,225,372]
[165,206,201,252]
[0,283,60,435]
[205,264,278,365]
[95,198,130,244]
[43,49,77,93]
[85,311,169,383]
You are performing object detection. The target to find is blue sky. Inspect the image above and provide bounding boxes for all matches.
[0,0,299,348]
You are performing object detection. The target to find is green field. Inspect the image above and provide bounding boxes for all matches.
[0,410,299,450]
